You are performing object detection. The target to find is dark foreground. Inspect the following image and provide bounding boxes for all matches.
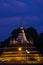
[0,62,43,65]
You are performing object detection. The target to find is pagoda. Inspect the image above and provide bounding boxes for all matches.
[16,26,29,43]
[0,21,43,64]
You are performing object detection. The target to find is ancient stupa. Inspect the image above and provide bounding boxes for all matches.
[16,26,29,43]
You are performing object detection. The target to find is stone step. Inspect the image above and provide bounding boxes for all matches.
[2,54,40,57]
[2,50,39,54]
[0,56,43,63]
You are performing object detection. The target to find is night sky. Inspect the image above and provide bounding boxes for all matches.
[0,0,43,41]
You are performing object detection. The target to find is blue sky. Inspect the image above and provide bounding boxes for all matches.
[0,0,43,41]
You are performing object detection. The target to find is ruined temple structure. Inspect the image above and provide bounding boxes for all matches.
[0,21,43,64]
[10,23,29,44]
[16,26,29,43]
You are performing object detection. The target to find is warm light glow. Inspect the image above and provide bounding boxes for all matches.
[26,50,30,54]
[18,47,22,51]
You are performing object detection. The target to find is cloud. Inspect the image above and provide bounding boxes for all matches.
[0,0,27,7]
[11,0,27,8]
[0,0,27,15]
[0,16,40,27]
[0,2,10,8]
[0,17,21,26]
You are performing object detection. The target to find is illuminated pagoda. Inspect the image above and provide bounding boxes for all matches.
[16,26,29,43]
[0,20,43,64]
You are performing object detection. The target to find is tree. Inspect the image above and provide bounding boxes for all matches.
[37,33,43,54]
[11,28,20,40]
[26,27,38,44]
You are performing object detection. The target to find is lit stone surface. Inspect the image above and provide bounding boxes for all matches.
[0,47,43,64]
[16,26,29,43]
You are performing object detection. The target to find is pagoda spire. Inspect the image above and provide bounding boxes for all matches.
[20,18,23,27]
[20,18,24,30]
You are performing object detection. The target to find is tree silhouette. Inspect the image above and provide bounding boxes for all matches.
[37,33,43,54]
[26,27,38,44]
[11,28,20,40]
